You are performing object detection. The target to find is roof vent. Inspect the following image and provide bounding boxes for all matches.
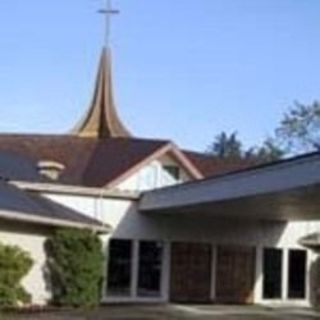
[37,160,65,181]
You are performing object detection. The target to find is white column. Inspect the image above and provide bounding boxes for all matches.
[306,250,311,305]
[101,235,110,299]
[282,248,289,301]
[254,246,263,303]
[161,242,171,302]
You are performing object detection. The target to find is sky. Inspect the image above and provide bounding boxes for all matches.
[0,0,320,152]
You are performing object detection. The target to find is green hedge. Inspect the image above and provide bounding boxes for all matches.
[0,243,33,307]
[46,228,104,307]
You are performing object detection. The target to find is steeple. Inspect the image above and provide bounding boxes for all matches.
[72,47,131,138]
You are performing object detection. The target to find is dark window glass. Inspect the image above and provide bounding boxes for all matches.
[107,239,132,296]
[138,241,163,297]
[163,165,180,180]
[288,250,306,299]
[263,248,282,299]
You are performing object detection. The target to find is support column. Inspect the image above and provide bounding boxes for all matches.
[131,240,139,298]
[161,242,171,302]
[210,245,217,302]
[282,248,288,301]
[254,246,263,303]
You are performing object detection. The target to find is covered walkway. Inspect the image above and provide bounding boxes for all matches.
[140,152,320,221]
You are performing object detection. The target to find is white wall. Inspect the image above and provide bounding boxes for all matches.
[42,191,320,306]
[117,154,191,192]
[0,222,51,305]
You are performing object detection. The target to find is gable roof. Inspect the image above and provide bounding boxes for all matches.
[0,47,250,189]
[0,180,108,232]
[106,142,203,188]
[0,135,204,188]
[0,134,169,187]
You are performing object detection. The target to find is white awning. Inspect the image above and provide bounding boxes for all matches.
[140,152,320,221]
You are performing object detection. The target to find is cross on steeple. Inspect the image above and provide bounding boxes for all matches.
[71,0,130,139]
[98,0,120,48]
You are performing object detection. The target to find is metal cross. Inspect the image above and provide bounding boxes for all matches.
[98,0,120,47]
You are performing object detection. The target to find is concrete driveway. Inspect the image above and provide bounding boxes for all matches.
[3,305,320,320]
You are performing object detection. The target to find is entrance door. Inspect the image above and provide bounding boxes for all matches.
[170,242,212,303]
[216,246,256,304]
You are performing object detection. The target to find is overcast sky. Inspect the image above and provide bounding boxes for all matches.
[0,0,319,151]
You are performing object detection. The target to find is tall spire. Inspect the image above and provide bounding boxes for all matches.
[72,0,130,139]
[71,48,131,138]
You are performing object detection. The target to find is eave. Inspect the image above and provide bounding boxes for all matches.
[140,152,320,221]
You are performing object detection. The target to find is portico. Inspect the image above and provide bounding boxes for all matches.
[137,152,320,305]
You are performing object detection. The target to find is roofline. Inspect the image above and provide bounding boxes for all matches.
[167,142,204,179]
[142,151,320,195]
[0,209,110,233]
[106,142,203,189]
[10,180,139,200]
[140,151,320,213]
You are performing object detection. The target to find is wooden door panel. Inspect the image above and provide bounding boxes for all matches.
[170,242,212,303]
[216,246,255,304]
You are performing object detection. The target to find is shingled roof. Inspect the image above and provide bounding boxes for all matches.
[0,180,108,231]
[0,134,168,187]
[185,151,256,178]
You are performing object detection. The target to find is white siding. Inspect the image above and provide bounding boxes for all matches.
[117,154,192,192]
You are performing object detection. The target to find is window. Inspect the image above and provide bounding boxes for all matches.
[288,250,306,299]
[163,165,180,180]
[107,239,132,296]
[137,241,163,297]
[138,165,157,191]
[263,248,282,299]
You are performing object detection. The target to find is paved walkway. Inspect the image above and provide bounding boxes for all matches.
[2,304,320,320]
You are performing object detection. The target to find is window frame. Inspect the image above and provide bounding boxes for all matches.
[287,249,307,300]
[137,240,164,298]
[262,248,283,300]
[106,239,133,297]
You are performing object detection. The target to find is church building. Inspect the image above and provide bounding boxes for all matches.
[0,26,320,307]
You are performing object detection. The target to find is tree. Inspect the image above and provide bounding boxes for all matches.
[207,131,284,163]
[207,131,243,159]
[46,228,104,308]
[249,138,285,163]
[276,101,320,153]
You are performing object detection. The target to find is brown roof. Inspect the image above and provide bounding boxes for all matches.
[0,134,167,187]
[0,47,254,188]
[185,151,256,178]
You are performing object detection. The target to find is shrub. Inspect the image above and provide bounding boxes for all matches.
[0,243,33,307]
[46,228,104,307]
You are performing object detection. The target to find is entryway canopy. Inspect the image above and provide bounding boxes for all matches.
[140,152,320,221]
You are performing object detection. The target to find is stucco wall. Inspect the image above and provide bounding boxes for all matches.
[0,221,51,305]
[42,191,320,305]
